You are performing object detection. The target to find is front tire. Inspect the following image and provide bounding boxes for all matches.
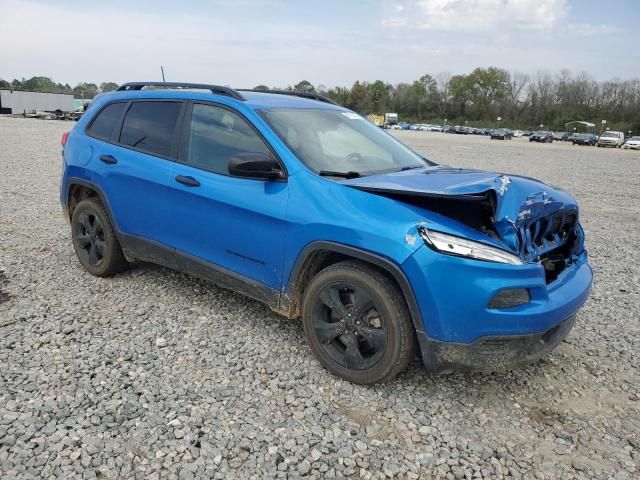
[302,261,416,384]
[71,198,128,277]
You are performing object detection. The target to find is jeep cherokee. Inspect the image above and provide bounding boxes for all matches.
[60,82,592,384]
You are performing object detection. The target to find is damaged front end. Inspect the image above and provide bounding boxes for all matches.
[343,166,585,283]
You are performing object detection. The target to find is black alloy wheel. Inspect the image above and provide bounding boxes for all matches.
[312,282,387,371]
[302,261,416,384]
[75,212,106,266]
[70,197,128,277]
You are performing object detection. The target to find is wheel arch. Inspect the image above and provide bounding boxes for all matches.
[282,242,427,341]
[66,179,118,229]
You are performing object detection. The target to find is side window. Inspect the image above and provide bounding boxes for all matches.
[87,102,127,140]
[119,101,182,158]
[186,103,273,175]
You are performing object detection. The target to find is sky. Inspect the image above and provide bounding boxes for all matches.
[0,0,638,88]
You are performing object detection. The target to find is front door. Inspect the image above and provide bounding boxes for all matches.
[167,102,289,290]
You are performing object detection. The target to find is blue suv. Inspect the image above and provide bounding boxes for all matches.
[60,82,592,384]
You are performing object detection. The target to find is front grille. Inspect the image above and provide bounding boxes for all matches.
[518,209,578,261]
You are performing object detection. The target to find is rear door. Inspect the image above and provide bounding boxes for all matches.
[167,102,289,289]
[89,100,185,247]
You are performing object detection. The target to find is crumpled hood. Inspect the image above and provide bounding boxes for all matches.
[341,166,580,260]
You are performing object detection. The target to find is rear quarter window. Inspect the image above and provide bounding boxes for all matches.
[87,102,127,140]
[119,101,183,158]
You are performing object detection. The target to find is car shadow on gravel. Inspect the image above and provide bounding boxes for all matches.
[115,262,567,391]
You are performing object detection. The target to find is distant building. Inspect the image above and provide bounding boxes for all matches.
[0,90,75,115]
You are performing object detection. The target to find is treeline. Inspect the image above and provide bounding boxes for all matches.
[4,69,640,132]
[0,77,118,100]
[285,69,640,133]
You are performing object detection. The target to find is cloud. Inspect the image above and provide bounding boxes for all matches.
[567,23,623,36]
[0,0,369,87]
[384,0,569,32]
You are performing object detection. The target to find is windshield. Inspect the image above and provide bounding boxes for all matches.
[630,136,640,141]
[259,108,432,176]
[601,132,618,138]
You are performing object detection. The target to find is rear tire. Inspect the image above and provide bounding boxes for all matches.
[302,261,416,384]
[71,198,128,277]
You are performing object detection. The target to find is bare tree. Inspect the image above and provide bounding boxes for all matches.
[435,71,452,118]
[506,72,529,124]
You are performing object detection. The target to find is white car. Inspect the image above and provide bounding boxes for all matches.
[597,130,625,148]
[513,130,524,137]
[622,136,640,150]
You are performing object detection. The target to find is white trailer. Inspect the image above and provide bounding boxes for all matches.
[0,90,75,116]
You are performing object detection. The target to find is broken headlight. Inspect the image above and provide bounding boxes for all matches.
[419,228,524,265]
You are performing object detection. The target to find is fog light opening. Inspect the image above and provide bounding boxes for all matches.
[488,288,531,309]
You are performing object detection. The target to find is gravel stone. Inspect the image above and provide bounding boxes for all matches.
[297,459,311,475]
[0,118,639,479]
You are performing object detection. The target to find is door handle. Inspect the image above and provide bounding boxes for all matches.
[99,155,118,164]
[175,175,200,187]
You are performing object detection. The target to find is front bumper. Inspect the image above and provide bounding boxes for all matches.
[420,315,576,372]
[403,245,592,372]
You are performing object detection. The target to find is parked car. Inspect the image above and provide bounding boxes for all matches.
[490,128,513,140]
[429,125,443,132]
[530,131,554,143]
[622,136,640,150]
[522,131,532,137]
[60,81,592,384]
[453,125,470,134]
[597,130,625,148]
[572,133,598,146]
[560,132,573,142]
[512,130,524,137]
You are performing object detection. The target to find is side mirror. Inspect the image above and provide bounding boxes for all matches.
[228,153,285,180]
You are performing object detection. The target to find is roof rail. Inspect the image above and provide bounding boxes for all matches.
[238,89,337,105]
[116,82,246,101]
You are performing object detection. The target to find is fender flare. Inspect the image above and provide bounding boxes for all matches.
[64,177,120,232]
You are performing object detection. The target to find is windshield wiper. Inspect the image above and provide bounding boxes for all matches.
[318,170,361,179]
[399,165,423,171]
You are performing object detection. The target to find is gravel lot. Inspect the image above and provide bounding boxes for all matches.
[1,117,638,479]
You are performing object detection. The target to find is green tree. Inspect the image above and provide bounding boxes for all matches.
[293,80,316,94]
[100,82,119,92]
[73,82,99,99]
[325,86,350,106]
[22,76,60,93]
[368,80,390,113]
[465,67,510,118]
[349,81,371,113]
